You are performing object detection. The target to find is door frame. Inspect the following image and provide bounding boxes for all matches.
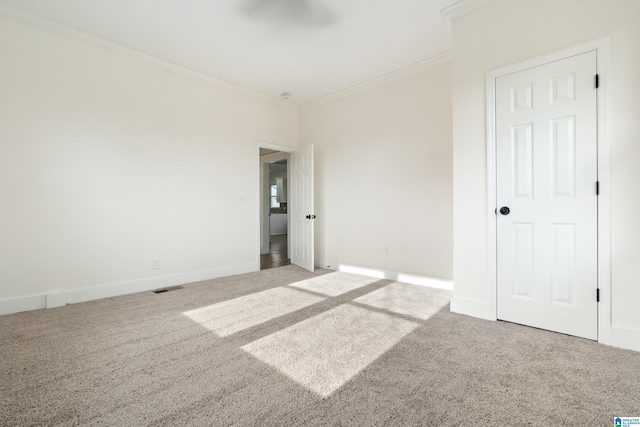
[485,37,611,343]
[256,141,294,263]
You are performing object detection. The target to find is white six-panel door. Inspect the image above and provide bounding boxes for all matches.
[496,51,598,340]
[291,144,314,272]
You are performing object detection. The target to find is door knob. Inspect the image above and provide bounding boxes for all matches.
[499,206,510,215]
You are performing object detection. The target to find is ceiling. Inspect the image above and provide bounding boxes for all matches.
[0,0,458,105]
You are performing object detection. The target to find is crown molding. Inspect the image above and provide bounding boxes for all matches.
[441,0,496,20]
[299,50,452,111]
[0,4,298,112]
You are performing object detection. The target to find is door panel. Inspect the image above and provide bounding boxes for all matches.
[291,144,314,272]
[496,51,598,340]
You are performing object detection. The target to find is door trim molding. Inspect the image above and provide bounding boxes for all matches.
[485,37,611,343]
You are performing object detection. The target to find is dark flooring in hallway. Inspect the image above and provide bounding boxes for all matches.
[260,234,290,270]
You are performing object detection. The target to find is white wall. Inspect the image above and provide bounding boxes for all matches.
[0,14,298,310]
[451,0,640,346]
[299,61,453,280]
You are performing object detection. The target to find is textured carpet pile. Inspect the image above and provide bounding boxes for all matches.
[1,265,639,426]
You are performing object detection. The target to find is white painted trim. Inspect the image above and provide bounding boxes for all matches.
[336,264,453,291]
[486,37,612,342]
[608,326,640,353]
[260,160,271,255]
[441,0,496,20]
[0,295,47,316]
[595,40,612,348]
[299,51,452,111]
[0,263,258,315]
[0,4,297,112]
[257,141,296,155]
[450,297,492,320]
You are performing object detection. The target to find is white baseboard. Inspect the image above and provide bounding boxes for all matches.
[0,263,258,316]
[603,325,640,353]
[332,263,453,291]
[450,296,493,320]
[450,296,640,353]
[0,294,47,316]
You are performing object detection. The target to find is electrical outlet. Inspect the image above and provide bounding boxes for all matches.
[151,258,160,270]
[384,245,390,255]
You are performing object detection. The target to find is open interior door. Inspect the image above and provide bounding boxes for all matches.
[291,144,315,271]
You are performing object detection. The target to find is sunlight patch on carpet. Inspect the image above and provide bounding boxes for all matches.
[354,282,451,320]
[288,271,378,296]
[183,287,325,336]
[242,304,419,397]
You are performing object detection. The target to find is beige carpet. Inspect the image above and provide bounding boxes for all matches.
[1,265,639,426]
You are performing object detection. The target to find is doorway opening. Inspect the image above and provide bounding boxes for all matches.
[259,147,291,270]
[257,141,315,272]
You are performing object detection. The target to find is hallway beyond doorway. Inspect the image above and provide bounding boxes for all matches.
[261,234,290,270]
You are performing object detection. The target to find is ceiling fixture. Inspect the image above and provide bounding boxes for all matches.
[281,92,292,100]
[242,0,335,27]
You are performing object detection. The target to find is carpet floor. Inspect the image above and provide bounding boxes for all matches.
[1,265,639,426]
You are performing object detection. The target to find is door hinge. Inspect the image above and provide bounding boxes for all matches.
[595,74,599,89]
[596,181,600,195]
[597,288,600,302]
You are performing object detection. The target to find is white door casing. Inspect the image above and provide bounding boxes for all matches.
[495,51,598,340]
[291,144,315,272]
[261,160,271,255]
